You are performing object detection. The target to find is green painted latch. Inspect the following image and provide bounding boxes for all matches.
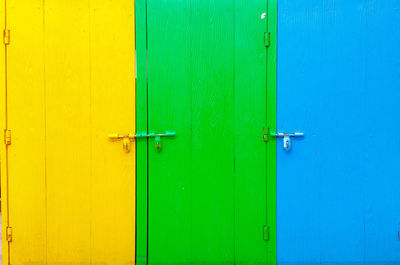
[136,131,176,152]
[263,225,269,241]
[135,131,176,139]
[264,32,270,47]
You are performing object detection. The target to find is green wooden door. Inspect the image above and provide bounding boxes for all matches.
[136,1,277,264]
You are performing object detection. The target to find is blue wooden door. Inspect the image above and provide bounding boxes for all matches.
[277,1,400,264]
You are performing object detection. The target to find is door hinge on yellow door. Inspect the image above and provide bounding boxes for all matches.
[4,129,11,145]
[6,226,12,242]
[3,29,10,45]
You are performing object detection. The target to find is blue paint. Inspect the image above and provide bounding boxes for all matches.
[277,1,400,264]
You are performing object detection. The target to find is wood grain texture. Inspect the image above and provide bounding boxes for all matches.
[276,1,400,264]
[45,1,92,262]
[89,1,136,264]
[190,0,235,263]
[2,1,136,264]
[135,0,148,264]
[138,0,276,264]
[147,0,192,264]
[266,1,277,265]
[0,0,7,260]
[235,0,270,264]
[5,1,47,264]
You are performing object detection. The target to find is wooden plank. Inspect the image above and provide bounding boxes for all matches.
[44,1,92,262]
[89,1,136,264]
[5,0,47,264]
[266,1,277,264]
[135,0,148,263]
[234,0,269,264]
[0,0,9,261]
[146,1,192,264]
[2,1,136,264]
[190,1,235,264]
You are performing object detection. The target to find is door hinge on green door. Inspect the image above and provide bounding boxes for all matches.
[263,225,270,241]
[264,32,270,47]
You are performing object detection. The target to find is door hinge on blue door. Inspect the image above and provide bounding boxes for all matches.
[263,225,269,241]
[264,32,270,47]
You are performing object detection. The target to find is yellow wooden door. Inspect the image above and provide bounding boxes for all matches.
[1,1,136,264]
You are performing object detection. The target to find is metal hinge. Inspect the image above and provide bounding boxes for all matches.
[6,226,12,242]
[263,127,272,142]
[264,32,270,47]
[263,225,269,241]
[3,29,10,45]
[4,129,11,145]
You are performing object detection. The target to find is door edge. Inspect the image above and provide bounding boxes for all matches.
[0,0,11,264]
[135,0,149,264]
[266,0,277,264]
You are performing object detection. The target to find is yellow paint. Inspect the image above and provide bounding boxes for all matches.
[0,0,8,263]
[1,1,136,264]
[108,133,137,153]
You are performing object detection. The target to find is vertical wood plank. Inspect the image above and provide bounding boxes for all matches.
[45,1,91,263]
[0,0,9,261]
[146,1,192,264]
[135,0,148,263]
[266,1,277,264]
[5,0,47,264]
[89,1,136,264]
[190,1,235,264]
[234,0,269,264]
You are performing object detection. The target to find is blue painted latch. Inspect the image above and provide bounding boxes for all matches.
[264,128,304,151]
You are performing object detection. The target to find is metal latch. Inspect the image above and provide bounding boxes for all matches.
[264,127,304,151]
[135,131,176,152]
[108,133,135,153]
[108,131,176,153]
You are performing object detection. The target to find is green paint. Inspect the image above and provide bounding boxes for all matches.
[147,1,192,263]
[135,131,176,152]
[263,225,270,241]
[234,1,269,264]
[135,131,176,138]
[266,1,277,265]
[135,0,148,263]
[136,0,277,264]
[264,32,271,47]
